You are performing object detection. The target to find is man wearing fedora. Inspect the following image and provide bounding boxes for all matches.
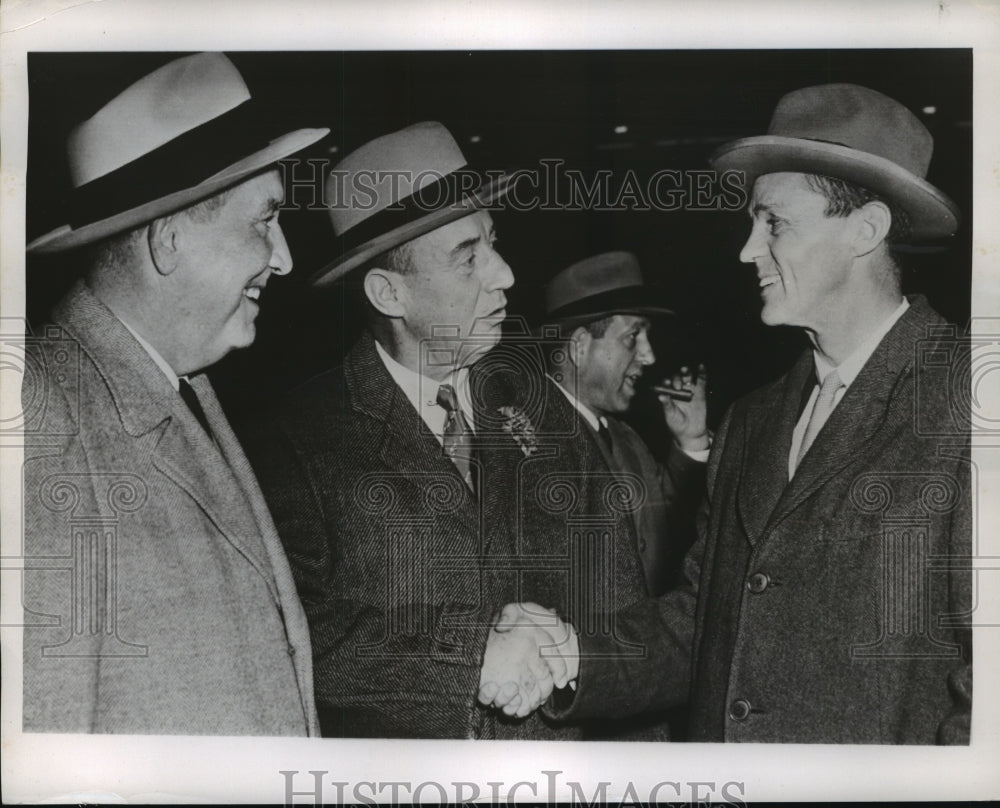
[247,121,579,739]
[509,84,972,743]
[22,53,328,734]
[542,251,709,598]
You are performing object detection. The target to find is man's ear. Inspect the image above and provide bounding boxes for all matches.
[363,268,406,318]
[147,214,182,276]
[853,200,892,257]
[568,325,591,368]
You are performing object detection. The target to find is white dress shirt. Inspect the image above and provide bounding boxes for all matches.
[788,297,909,478]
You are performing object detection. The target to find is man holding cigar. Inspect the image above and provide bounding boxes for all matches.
[541,251,709,597]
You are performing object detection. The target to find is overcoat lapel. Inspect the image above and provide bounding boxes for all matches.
[736,354,812,546]
[344,333,479,532]
[737,299,929,543]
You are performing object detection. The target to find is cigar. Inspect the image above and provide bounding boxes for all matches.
[652,385,694,402]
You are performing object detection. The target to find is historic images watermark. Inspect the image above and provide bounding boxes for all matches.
[279,768,747,806]
[281,159,748,214]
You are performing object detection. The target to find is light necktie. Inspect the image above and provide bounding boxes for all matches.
[436,383,474,490]
[179,378,212,438]
[795,369,844,471]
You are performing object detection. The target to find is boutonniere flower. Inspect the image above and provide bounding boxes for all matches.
[498,406,538,457]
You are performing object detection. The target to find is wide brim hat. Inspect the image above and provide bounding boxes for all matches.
[543,251,674,331]
[27,53,329,253]
[309,121,514,288]
[709,83,959,240]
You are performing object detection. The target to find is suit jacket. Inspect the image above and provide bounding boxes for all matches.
[597,416,706,596]
[553,296,972,744]
[22,281,318,736]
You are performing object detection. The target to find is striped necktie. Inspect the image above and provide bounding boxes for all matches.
[436,383,474,490]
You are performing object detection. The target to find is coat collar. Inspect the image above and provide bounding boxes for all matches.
[737,295,943,544]
[53,280,179,438]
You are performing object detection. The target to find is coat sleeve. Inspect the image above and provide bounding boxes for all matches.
[936,440,973,744]
[242,412,494,739]
[546,409,733,721]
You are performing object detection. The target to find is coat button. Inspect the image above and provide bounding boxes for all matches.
[729,698,751,721]
[287,645,296,656]
[746,572,770,593]
[638,538,647,552]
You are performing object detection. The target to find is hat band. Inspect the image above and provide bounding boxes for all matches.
[547,285,668,322]
[69,100,281,228]
[334,167,494,259]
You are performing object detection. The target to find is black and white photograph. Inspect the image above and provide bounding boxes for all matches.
[2,0,998,803]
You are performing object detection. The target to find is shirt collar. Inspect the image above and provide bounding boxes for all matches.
[375,339,472,431]
[814,297,909,387]
[548,374,607,433]
[119,318,181,391]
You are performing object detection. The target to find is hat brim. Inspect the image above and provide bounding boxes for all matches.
[308,173,515,288]
[545,284,675,329]
[27,127,330,254]
[709,135,960,240]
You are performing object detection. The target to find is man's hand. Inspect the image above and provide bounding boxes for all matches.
[477,602,579,718]
[658,363,709,452]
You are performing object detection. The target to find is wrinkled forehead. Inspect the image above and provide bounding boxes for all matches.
[407,209,495,259]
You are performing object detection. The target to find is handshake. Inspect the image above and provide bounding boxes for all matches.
[477,602,580,718]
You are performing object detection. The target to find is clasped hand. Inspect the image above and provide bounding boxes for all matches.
[477,602,579,718]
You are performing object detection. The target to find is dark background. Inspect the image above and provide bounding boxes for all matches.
[25,50,972,442]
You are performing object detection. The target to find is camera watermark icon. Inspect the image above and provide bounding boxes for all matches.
[914,321,1000,437]
[0,321,81,438]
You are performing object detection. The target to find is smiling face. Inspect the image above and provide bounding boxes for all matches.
[740,172,859,333]
[171,169,291,373]
[575,314,655,416]
[395,210,514,377]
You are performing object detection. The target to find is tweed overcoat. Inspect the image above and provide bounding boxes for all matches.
[245,335,657,739]
[21,282,318,736]
[553,296,972,743]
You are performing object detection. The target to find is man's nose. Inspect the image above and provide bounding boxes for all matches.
[636,333,655,366]
[739,220,765,265]
[269,222,293,276]
[487,248,515,291]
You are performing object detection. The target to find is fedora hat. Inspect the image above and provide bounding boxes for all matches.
[544,251,674,329]
[27,53,329,253]
[709,83,959,239]
[309,121,514,288]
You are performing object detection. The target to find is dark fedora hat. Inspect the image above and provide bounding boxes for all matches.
[544,251,674,329]
[27,53,329,253]
[309,121,514,288]
[709,83,959,240]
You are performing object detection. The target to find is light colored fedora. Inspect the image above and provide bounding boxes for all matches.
[309,121,513,288]
[27,52,329,253]
[709,83,959,240]
[544,251,674,328]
